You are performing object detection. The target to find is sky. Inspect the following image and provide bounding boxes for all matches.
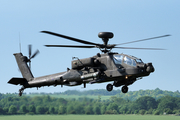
[1,0,180,94]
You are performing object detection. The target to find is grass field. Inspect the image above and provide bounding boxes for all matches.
[0,115,179,120]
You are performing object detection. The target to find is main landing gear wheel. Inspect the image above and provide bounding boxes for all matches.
[121,86,128,93]
[106,84,113,91]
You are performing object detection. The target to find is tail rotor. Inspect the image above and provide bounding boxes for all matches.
[28,45,40,69]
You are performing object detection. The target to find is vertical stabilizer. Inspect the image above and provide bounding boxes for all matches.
[14,53,34,81]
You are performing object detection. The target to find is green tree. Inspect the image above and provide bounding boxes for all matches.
[154,110,160,115]
[36,106,45,114]
[164,108,172,114]
[119,105,128,114]
[93,105,101,114]
[139,109,146,115]
[84,105,93,114]
[107,103,118,112]
[104,110,116,114]
[74,104,84,114]
[19,105,28,114]
[49,107,55,114]
[146,108,153,114]
[43,95,51,103]
[58,105,66,114]
[173,109,180,115]
[3,107,8,114]
[32,96,43,105]
[135,96,157,110]
[157,96,176,112]
[101,105,106,114]
[0,107,5,115]
[57,98,67,105]
[9,105,17,114]
[66,105,75,114]
[29,105,36,113]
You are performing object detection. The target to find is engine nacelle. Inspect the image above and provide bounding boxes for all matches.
[72,57,95,69]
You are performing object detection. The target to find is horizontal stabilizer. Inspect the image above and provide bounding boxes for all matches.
[8,78,27,85]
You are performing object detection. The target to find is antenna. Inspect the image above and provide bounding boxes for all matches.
[19,32,21,53]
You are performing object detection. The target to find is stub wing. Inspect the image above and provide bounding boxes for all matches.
[8,78,27,85]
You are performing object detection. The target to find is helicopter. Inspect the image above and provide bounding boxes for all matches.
[8,31,170,96]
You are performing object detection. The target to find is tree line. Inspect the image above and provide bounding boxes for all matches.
[0,93,180,115]
[29,88,180,101]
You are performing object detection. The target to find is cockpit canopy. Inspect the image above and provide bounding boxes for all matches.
[113,54,143,67]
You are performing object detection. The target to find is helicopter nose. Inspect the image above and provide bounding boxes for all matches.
[146,63,155,73]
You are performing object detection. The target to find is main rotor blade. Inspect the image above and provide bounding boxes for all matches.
[114,47,166,50]
[30,49,40,59]
[28,44,32,58]
[45,45,96,48]
[41,31,100,46]
[117,34,170,46]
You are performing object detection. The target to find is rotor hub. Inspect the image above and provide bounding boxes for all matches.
[98,32,114,46]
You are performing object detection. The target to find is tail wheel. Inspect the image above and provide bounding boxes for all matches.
[106,84,113,91]
[121,86,128,93]
[19,87,25,97]
[19,92,22,96]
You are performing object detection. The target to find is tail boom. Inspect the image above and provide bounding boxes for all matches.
[13,53,34,81]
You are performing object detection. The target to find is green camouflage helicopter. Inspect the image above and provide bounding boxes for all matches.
[8,31,169,96]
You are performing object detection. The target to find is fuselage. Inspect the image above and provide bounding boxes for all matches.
[8,52,154,96]
[23,52,154,88]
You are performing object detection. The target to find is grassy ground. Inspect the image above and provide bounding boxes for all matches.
[0,115,179,120]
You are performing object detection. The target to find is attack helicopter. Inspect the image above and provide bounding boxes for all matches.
[8,31,170,96]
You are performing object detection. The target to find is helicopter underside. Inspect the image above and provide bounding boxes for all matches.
[61,64,153,93]
[56,68,151,94]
